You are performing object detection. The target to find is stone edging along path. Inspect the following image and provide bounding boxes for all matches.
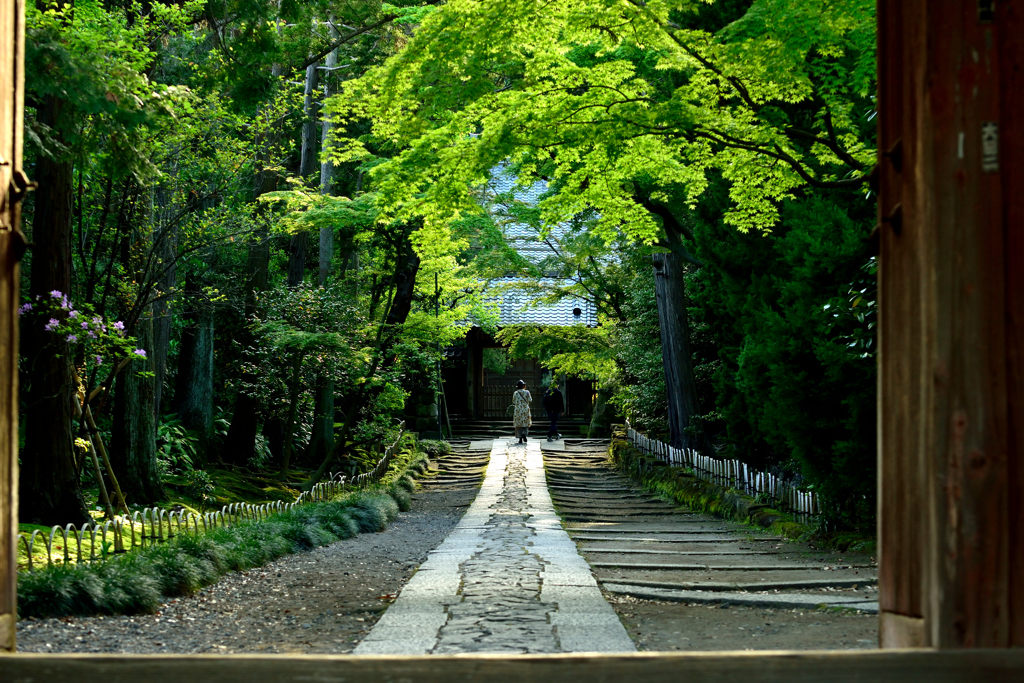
[355,438,635,654]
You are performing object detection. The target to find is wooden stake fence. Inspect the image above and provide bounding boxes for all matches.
[624,424,820,521]
[16,426,405,572]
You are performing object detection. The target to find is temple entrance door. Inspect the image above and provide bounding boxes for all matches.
[482,357,544,419]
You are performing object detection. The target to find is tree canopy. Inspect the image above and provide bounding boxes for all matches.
[328,0,875,238]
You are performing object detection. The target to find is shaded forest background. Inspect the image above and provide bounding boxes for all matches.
[19,0,876,533]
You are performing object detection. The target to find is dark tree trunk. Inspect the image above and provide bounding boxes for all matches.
[110,309,163,503]
[307,73,336,464]
[152,188,176,419]
[287,232,307,286]
[20,95,89,525]
[300,62,319,180]
[319,34,337,197]
[319,227,334,287]
[225,164,275,464]
[306,373,334,465]
[652,252,711,452]
[288,64,316,287]
[175,302,214,464]
[384,243,420,329]
[262,418,285,467]
[153,296,172,418]
[279,352,304,477]
[304,241,420,486]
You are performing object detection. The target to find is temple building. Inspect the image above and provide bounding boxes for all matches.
[440,167,599,430]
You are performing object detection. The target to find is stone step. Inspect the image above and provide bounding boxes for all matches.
[596,577,878,592]
[570,534,777,543]
[590,561,864,571]
[602,583,879,613]
[580,548,785,556]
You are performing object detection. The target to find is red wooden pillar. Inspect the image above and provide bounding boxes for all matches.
[0,0,24,653]
[878,0,1024,648]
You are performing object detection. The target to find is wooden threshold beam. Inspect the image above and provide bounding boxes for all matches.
[2,650,1024,682]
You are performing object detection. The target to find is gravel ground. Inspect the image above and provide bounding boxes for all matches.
[16,480,477,654]
[607,594,877,651]
[15,447,879,654]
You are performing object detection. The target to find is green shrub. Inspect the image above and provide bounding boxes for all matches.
[417,439,451,457]
[184,470,216,509]
[156,415,199,475]
[17,445,429,618]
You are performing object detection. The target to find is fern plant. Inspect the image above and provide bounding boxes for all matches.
[156,415,199,475]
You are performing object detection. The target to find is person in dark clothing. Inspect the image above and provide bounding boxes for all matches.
[542,382,565,441]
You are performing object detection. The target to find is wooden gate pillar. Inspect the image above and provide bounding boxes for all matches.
[0,0,24,653]
[878,0,1024,648]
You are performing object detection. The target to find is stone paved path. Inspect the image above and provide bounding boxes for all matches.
[355,438,634,654]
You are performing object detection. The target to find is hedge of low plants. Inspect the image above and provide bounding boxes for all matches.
[18,450,431,618]
[609,439,874,553]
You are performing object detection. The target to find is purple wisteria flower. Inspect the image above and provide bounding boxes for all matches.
[81,321,89,329]
[44,318,59,331]
[132,348,147,358]
[87,331,97,339]
[95,355,103,366]
[49,290,62,299]
[68,310,78,318]
[66,334,77,343]
[113,321,125,333]
[18,303,31,314]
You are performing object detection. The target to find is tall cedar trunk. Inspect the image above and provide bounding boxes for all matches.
[110,309,163,503]
[224,167,274,464]
[306,373,334,466]
[279,352,304,477]
[305,244,420,486]
[284,43,319,287]
[175,303,214,464]
[300,61,319,180]
[20,95,89,525]
[262,418,285,466]
[651,252,710,452]
[152,188,175,419]
[153,292,173,418]
[286,65,315,287]
[226,42,282,462]
[308,50,337,463]
[318,29,337,202]
[287,232,307,286]
[315,30,339,286]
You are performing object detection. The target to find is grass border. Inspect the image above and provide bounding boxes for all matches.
[17,447,432,619]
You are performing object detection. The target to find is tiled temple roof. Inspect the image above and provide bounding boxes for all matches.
[493,278,598,327]
[480,165,598,328]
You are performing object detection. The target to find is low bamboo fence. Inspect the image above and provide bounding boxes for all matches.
[624,424,820,521]
[17,426,406,571]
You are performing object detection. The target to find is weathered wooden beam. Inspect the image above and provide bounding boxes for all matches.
[0,0,25,654]
[1,650,1024,682]
[877,0,1024,648]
